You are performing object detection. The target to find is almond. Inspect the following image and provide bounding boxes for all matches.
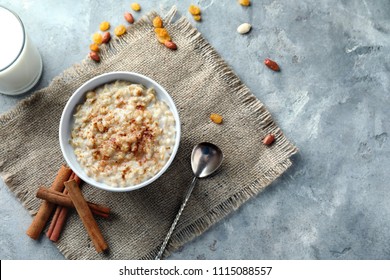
[264,58,280,71]
[102,32,111,44]
[263,134,275,145]
[164,41,177,50]
[124,12,134,24]
[89,51,100,62]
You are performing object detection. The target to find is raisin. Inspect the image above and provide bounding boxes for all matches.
[92,33,103,45]
[114,25,127,36]
[131,3,141,11]
[188,5,201,15]
[99,21,110,31]
[193,15,201,21]
[89,43,100,52]
[210,113,223,124]
[239,0,251,6]
[153,16,163,28]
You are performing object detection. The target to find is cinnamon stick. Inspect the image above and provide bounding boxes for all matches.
[64,179,108,253]
[36,187,110,217]
[46,204,62,238]
[49,205,69,242]
[26,165,73,240]
[49,173,82,242]
[47,172,76,240]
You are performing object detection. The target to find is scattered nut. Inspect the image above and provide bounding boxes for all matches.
[124,12,135,24]
[237,23,252,34]
[188,5,201,15]
[92,33,103,45]
[264,58,280,71]
[210,113,223,124]
[263,134,275,145]
[239,0,251,6]
[89,43,100,52]
[114,25,127,36]
[102,32,111,44]
[99,21,110,31]
[131,3,141,11]
[164,41,177,50]
[89,51,100,62]
[153,16,163,28]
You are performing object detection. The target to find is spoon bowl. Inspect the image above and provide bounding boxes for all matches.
[191,142,224,178]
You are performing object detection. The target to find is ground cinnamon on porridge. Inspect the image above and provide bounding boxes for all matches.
[70,80,176,187]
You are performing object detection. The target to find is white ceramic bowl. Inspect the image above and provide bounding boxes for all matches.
[59,72,181,192]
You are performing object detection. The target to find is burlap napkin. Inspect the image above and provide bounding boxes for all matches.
[0,9,297,259]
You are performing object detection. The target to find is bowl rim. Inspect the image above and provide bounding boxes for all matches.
[59,71,181,192]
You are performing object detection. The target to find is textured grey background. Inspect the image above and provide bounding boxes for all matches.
[1,0,389,260]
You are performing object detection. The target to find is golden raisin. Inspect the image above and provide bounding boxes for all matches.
[154,27,171,43]
[131,3,141,11]
[193,15,201,21]
[156,34,171,44]
[154,27,169,37]
[239,0,251,6]
[89,43,100,52]
[210,113,223,124]
[153,16,163,28]
[114,25,127,36]
[99,21,110,31]
[92,33,103,45]
[188,5,201,15]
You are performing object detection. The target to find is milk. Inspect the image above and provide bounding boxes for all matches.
[0,6,42,95]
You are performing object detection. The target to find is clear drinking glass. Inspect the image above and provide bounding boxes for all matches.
[0,5,43,95]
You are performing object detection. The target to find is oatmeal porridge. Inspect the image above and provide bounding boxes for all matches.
[70,80,176,187]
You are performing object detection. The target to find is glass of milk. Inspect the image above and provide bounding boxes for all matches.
[0,5,43,95]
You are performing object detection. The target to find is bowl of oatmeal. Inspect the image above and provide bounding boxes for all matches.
[59,72,181,192]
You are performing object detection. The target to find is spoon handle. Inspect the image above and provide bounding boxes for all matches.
[155,176,198,260]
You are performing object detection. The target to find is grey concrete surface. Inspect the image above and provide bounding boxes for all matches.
[1,0,389,260]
